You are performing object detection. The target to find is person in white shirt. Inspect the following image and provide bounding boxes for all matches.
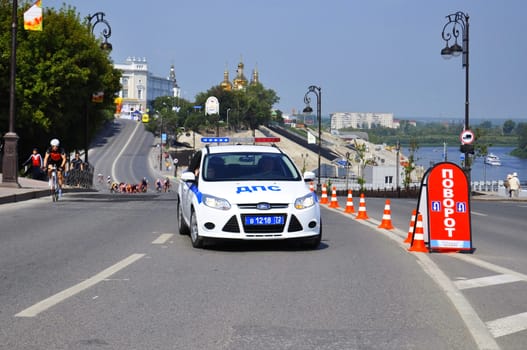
[508,172,521,198]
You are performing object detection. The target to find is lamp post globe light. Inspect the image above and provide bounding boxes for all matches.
[84,12,112,165]
[441,11,471,180]
[1,0,20,187]
[303,85,321,193]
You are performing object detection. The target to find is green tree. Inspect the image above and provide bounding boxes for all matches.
[402,138,419,189]
[511,122,527,158]
[502,119,516,135]
[0,2,121,163]
[192,83,278,135]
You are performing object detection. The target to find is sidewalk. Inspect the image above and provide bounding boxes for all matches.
[0,174,50,204]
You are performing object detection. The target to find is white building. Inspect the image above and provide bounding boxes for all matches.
[330,112,395,130]
[114,57,180,119]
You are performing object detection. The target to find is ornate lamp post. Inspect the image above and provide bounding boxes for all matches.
[84,12,112,165]
[441,11,471,180]
[303,85,321,193]
[1,0,20,187]
[395,140,401,197]
[88,12,113,51]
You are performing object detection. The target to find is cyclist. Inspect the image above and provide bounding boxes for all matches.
[163,176,171,192]
[43,138,67,194]
[155,178,162,192]
[140,177,148,192]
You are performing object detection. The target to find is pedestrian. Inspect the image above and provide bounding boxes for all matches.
[69,152,83,187]
[504,174,512,197]
[22,148,43,179]
[509,172,521,198]
[70,152,84,171]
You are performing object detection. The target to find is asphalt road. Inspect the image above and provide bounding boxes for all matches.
[1,119,525,349]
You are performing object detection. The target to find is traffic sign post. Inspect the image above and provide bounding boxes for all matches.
[427,162,472,251]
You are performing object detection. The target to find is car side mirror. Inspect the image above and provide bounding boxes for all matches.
[181,171,196,182]
[303,171,316,182]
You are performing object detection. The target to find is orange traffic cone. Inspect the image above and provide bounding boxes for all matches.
[309,181,314,192]
[408,213,428,253]
[328,186,340,208]
[404,209,417,243]
[320,184,328,204]
[378,199,395,230]
[344,190,355,214]
[355,193,369,219]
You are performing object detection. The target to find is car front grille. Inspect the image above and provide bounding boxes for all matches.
[237,203,289,210]
[221,212,305,235]
[240,213,287,234]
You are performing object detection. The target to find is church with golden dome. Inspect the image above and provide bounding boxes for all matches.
[221,58,259,91]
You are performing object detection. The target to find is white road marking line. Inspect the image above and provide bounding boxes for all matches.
[450,253,527,282]
[15,253,144,318]
[330,207,501,350]
[454,274,523,290]
[471,211,487,216]
[111,121,142,183]
[152,233,174,244]
[487,312,527,338]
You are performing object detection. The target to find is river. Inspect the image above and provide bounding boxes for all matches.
[413,146,527,183]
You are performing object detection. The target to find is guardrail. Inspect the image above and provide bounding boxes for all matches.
[315,177,513,199]
[65,164,94,189]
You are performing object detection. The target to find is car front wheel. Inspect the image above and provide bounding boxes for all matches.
[190,210,204,248]
[177,199,190,235]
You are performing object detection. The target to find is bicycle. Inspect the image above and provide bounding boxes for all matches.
[49,165,60,202]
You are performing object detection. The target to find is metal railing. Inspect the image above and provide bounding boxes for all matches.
[65,164,94,189]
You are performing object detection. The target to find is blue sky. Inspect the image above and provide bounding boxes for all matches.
[42,0,527,121]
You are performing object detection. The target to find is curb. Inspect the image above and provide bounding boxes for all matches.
[0,189,50,205]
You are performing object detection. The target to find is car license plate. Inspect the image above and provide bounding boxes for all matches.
[244,215,284,225]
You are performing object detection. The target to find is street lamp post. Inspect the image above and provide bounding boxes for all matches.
[441,11,471,181]
[87,12,113,51]
[345,152,350,192]
[85,12,112,165]
[303,85,322,193]
[1,0,20,187]
[159,113,163,171]
[226,108,231,132]
[395,140,401,197]
[300,153,308,173]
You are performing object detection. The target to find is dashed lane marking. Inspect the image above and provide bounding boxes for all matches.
[15,253,144,317]
[487,312,527,338]
[152,233,174,244]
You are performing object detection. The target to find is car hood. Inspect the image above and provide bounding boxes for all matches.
[200,180,311,204]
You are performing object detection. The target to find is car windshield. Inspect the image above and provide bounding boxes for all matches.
[203,152,301,181]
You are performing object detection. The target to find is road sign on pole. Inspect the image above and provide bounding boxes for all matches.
[460,130,474,145]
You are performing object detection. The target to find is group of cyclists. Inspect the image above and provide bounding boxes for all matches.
[108,177,171,194]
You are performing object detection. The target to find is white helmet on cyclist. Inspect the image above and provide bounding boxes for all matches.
[50,138,60,147]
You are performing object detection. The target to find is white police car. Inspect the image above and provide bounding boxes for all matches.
[176,137,321,249]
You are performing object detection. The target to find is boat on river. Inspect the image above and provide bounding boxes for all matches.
[485,153,501,166]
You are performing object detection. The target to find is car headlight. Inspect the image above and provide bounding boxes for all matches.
[202,194,231,210]
[294,193,316,209]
